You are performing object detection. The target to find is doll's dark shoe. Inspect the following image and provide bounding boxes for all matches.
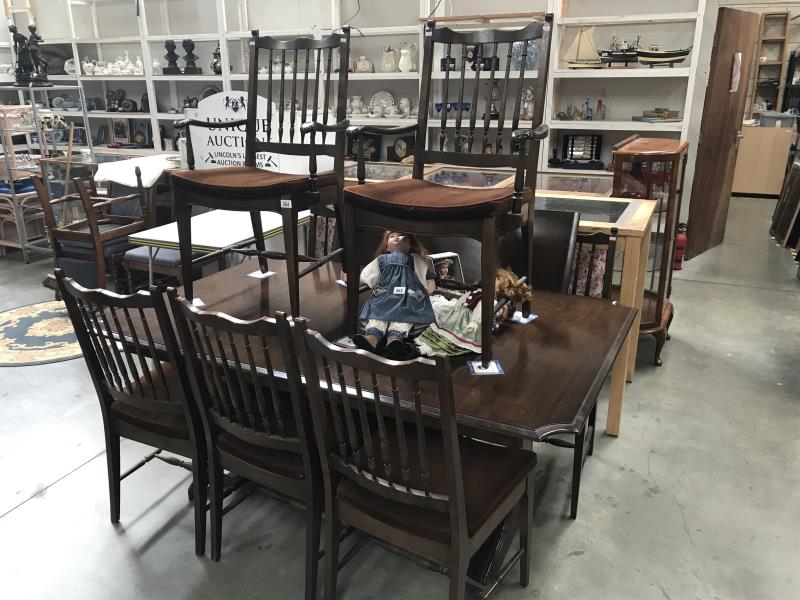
[352,333,379,353]
[384,337,408,360]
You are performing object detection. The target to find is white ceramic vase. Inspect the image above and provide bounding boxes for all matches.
[398,49,413,73]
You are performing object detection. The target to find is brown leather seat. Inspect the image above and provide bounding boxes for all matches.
[217,432,306,481]
[344,178,532,222]
[110,363,190,439]
[336,425,536,544]
[171,166,338,198]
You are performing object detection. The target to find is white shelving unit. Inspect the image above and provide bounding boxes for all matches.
[0,0,709,168]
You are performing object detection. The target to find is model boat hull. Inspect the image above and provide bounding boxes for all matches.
[637,47,691,67]
[599,50,638,65]
[567,60,603,69]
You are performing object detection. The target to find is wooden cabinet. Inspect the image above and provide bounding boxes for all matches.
[732,124,794,196]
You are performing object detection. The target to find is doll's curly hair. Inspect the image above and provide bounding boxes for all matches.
[374,231,428,258]
[496,267,533,303]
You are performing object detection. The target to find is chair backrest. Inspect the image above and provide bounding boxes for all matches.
[570,228,618,299]
[530,209,580,293]
[295,319,466,521]
[245,29,351,172]
[169,291,313,464]
[413,17,553,193]
[55,269,192,419]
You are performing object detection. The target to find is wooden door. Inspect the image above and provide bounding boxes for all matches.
[686,7,760,259]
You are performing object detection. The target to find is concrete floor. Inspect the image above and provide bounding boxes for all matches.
[0,197,797,600]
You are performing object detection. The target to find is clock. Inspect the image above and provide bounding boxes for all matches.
[390,135,415,161]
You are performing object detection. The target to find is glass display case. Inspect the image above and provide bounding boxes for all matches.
[611,135,688,366]
[423,166,515,188]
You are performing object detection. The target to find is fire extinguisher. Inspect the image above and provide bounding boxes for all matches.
[673,223,688,270]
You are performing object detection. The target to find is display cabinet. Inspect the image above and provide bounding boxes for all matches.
[611,134,687,366]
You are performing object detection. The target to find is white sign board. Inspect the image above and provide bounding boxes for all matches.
[185,91,333,174]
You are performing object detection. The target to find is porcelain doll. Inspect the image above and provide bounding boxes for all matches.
[353,231,436,360]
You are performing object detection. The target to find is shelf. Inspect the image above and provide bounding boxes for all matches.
[349,72,419,80]
[433,70,538,80]
[757,61,783,66]
[86,111,150,119]
[427,119,525,129]
[348,117,416,127]
[48,75,79,81]
[146,33,221,42]
[151,75,223,82]
[350,26,420,36]
[156,112,184,120]
[80,75,146,81]
[549,119,683,132]
[75,36,142,44]
[224,29,315,39]
[542,167,614,176]
[553,67,691,79]
[559,12,698,26]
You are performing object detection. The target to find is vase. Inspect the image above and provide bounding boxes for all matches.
[398,49,412,73]
[380,47,398,73]
[354,56,373,73]
[401,42,418,71]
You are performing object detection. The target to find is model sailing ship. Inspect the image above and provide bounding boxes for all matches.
[637,43,692,68]
[565,27,603,69]
[598,34,640,66]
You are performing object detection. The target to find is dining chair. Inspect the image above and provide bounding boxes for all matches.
[294,320,537,600]
[32,169,150,290]
[168,291,321,600]
[54,269,208,555]
[345,16,553,366]
[171,27,352,316]
[542,227,618,519]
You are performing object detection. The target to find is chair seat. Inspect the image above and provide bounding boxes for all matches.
[171,166,337,199]
[217,431,305,481]
[344,178,532,222]
[337,425,536,544]
[59,223,134,257]
[124,246,204,268]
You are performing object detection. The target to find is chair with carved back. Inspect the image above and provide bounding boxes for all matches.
[540,227,618,519]
[168,291,321,599]
[32,168,150,290]
[345,16,553,367]
[54,269,208,554]
[294,319,537,600]
[171,28,352,316]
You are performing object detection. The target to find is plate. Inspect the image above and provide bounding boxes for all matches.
[64,58,76,75]
[369,90,395,111]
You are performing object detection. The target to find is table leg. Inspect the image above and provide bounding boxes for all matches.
[626,222,652,381]
[607,235,641,436]
[148,247,154,286]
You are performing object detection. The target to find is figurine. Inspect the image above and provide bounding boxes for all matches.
[353,231,436,360]
[182,39,201,74]
[211,43,222,75]
[520,86,535,121]
[398,48,413,73]
[27,25,49,85]
[9,24,51,87]
[163,40,180,74]
[350,95,366,114]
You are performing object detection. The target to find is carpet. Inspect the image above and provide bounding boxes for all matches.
[0,301,82,366]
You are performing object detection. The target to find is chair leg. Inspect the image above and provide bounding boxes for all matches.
[124,262,134,293]
[323,501,342,600]
[250,210,268,274]
[96,254,107,290]
[192,454,208,557]
[209,459,224,561]
[305,491,322,600]
[307,213,318,259]
[105,428,120,523]
[175,196,194,299]
[448,554,468,600]
[570,425,585,519]
[480,217,498,368]
[343,204,359,336]
[519,475,534,587]
[282,202,300,317]
[587,403,597,457]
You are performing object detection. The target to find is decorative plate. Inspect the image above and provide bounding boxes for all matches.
[64,58,76,75]
[51,96,65,109]
[369,90,395,111]
[511,39,540,71]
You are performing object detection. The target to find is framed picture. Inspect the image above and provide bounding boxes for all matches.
[111,118,130,144]
[130,119,151,147]
[428,251,464,284]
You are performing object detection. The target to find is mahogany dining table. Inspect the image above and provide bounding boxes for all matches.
[119,255,635,586]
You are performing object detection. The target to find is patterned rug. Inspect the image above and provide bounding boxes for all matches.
[0,301,82,366]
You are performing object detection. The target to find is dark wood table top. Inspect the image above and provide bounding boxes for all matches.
[155,258,636,442]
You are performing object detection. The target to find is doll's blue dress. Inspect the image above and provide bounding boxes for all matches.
[358,251,435,324]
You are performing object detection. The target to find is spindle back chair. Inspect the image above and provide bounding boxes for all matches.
[295,320,537,600]
[169,292,321,599]
[54,269,207,555]
[344,16,553,366]
[34,170,149,290]
[172,28,352,316]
